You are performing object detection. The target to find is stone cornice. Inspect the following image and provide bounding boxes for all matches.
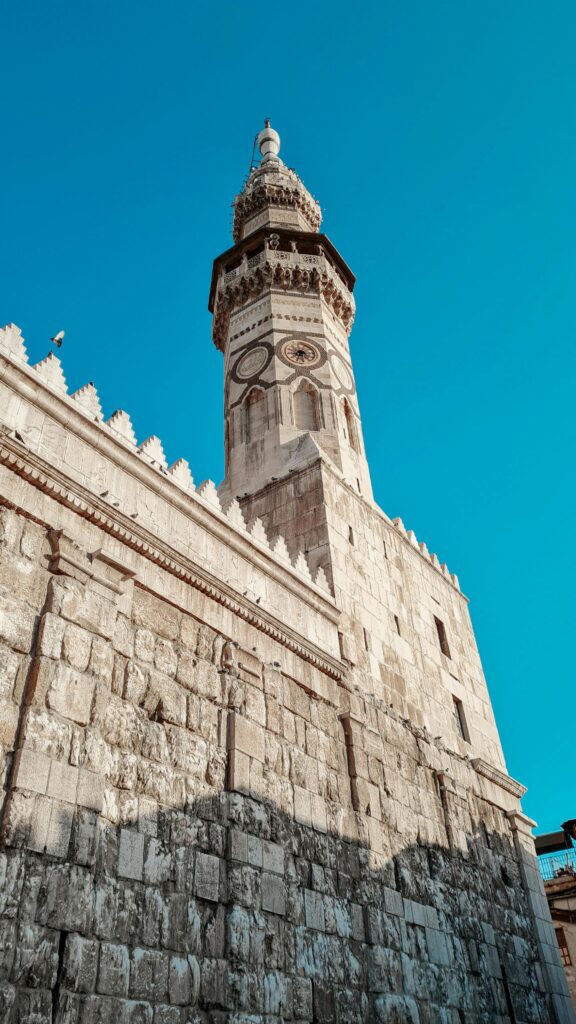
[212,250,355,350]
[233,176,322,242]
[0,438,345,682]
[472,758,527,799]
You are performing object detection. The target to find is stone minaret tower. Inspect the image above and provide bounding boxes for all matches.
[210,122,373,504]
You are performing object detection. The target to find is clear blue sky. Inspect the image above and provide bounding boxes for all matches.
[2,2,575,833]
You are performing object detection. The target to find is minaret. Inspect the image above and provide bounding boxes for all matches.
[210,122,373,503]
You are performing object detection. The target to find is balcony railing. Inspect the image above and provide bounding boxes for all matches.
[538,848,576,881]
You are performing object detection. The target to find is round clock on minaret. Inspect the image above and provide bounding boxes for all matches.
[280,340,321,368]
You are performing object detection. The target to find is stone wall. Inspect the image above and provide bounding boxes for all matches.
[0,330,574,1023]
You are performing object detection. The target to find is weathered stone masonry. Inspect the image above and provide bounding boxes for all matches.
[0,120,574,1024]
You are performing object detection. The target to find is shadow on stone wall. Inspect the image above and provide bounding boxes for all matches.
[0,789,557,1024]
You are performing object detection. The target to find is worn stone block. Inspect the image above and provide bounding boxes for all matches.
[37,612,65,659]
[304,889,325,931]
[374,993,420,1023]
[294,785,312,827]
[44,799,74,857]
[195,852,220,902]
[47,663,95,725]
[90,635,114,680]
[77,768,104,812]
[262,840,284,875]
[228,713,265,762]
[124,660,148,704]
[426,927,452,966]
[98,942,130,996]
[229,828,248,863]
[12,922,59,989]
[293,976,313,1020]
[247,834,263,868]
[168,955,200,1006]
[47,760,79,803]
[61,933,99,993]
[154,638,177,677]
[118,829,145,880]
[261,873,286,916]
[0,590,36,654]
[130,948,168,1002]
[13,747,51,795]
[49,577,117,640]
[62,622,92,671]
[228,749,250,793]
[384,886,404,918]
[114,614,134,658]
[0,920,17,980]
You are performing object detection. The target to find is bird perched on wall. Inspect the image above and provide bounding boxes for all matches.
[50,330,65,347]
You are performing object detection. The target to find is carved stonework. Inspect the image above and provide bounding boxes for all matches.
[213,253,355,349]
[233,178,321,243]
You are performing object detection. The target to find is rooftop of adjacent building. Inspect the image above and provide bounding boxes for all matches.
[536,819,576,885]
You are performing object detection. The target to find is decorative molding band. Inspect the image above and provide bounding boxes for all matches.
[0,440,345,682]
[213,257,354,349]
[472,758,527,799]
[233,181,321,242]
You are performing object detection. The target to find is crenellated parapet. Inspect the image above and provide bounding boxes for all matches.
[0,324,332,600]
[392,516,461,592]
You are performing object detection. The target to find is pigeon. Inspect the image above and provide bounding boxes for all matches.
[50,331,65,348]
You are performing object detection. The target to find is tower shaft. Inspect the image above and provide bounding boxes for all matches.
[209,124,372,503]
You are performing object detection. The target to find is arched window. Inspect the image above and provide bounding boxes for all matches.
[244,387,267,443]
[293,380,320,431]
[342,398,359,452]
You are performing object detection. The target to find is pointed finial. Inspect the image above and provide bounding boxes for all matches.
[257,120,281,165]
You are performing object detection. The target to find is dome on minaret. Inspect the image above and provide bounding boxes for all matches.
[256,120,281,165]
[232,121,322,242]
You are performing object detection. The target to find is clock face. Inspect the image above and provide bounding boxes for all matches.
[235,346,268,380]
[331,354,354,391]
[281,340,321,368]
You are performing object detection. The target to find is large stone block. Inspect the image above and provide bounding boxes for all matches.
[130,948,168,1002]
[48,577,117,640]
[11,922,60,989]
[168,955,200,1006]
[228,713,265,763]
[261,873,286,916]
[47,663,95,725]
[98,943,130,997]
[118,829,145,880]
[61,933,99,994]
[195,853,221,902]
[0,590,36,654]
[12,747,51,795]
[62,622,92,671]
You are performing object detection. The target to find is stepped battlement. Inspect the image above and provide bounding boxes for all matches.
[0,324,331,601]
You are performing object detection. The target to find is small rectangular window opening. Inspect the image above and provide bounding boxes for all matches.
[356,478,361,494]
[556,928,572,966]
[348,525,354,545]
[394,615,401,636]
[363,627,370,651]
[452,696,470,743]
[382,539,388,559]
[434,616,451,658]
